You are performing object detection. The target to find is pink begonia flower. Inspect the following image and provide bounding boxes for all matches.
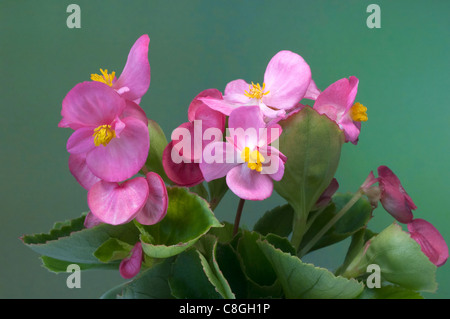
[199,50,312,120]
[199,106,286,201]
[83,211,103,229]
[313,76,367,145]
[407,219,448,267]
[90,34,150,104]
[163,89,226,187]
[59,82,150,183]
[377,165,416,224]
[119,242,143,279]
[87,172,168,226]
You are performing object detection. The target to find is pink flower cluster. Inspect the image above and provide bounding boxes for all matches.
[58,35,168,278]
[162,50,369,201]
[361,166,448,267]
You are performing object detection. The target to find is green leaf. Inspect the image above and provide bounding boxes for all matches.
[342,223,438,292]
[300,193,373,253]
[273,106,344,250]
[169,248,223,299]
[93,238,134,263]
[359,285,423,299]
[138,187,222,259]
[144,119,170,184]
[189,182,210,202]
[22,215,140,264]
[253,204,293,237]
[257,239,364,299]
[40,256,120,273]
[101,258,175,299]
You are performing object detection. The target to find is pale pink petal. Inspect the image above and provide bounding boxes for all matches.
[304,79,321,100]
[68,153,101,190]
[188,89,223,122]
[119,242,143,279]
[226,165,274,201]
[200,141,240,182]
[408,219,449,267]
[224,79,251,104]
[162,141,204,187]
[263,50,312,110]
[66,127,96,154]
[113,35,151,102]
[86,117,149,182]
[313,76,359,118]
[228,106,265,150]
[339,117,361,145]
[88,178,149,225]
[59,82,126,130]
[83,211,103,228]
[197,96,238,116]
[135,172,168,225]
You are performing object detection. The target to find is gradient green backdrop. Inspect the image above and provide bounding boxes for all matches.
[1,0,449,298]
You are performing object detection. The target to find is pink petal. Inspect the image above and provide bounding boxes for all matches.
[68,153,101,190]
[226,164,274,201]
[188,89,223,122]
[228,106,266,150]
[197,96,237,116]
[304,79,321,100]
[263,50,312,110]
[339,117,361,145]
[378,166,416,224]
[120,100,149,125]
[224,79,251,104]
[59,82,126,130]
[192,103,226,133]
[135,172,168,225]
[162,141,204,187]
[314,76,359,118]
[408,219,449,267]
[66,127,96,154]
[83,211,103,228]
[200,141,239,182]
[88,177,149,225]
[119,242,143,279]
[86,117,150,182]
[113,35,151,102]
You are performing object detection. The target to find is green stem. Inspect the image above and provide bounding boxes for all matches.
[290,206,308,253]
[299,190,363,257]
[233,198,246,236]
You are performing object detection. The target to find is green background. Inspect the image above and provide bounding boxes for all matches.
[1,0,449,298]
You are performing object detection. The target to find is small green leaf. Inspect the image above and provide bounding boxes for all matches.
[207,177,228,211]
[253,204,293,237]
[93,238,134,263]
[257,239,364,299]
[144,119,170,184]
[101,258,175,299]
[189,182,210,202]
[139,187,222,258]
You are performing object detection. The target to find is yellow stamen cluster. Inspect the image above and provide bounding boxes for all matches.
[350,102,368,122]
[244,82,270,100]
[241,147,265,172]
[93,125,116,147]
[91,69,115,87]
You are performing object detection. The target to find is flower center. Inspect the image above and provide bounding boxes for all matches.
[241,147,265,172]
[350,102,368,122]
[93,125,116,147]
[91,69,115,87]
[244,82,270,100]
